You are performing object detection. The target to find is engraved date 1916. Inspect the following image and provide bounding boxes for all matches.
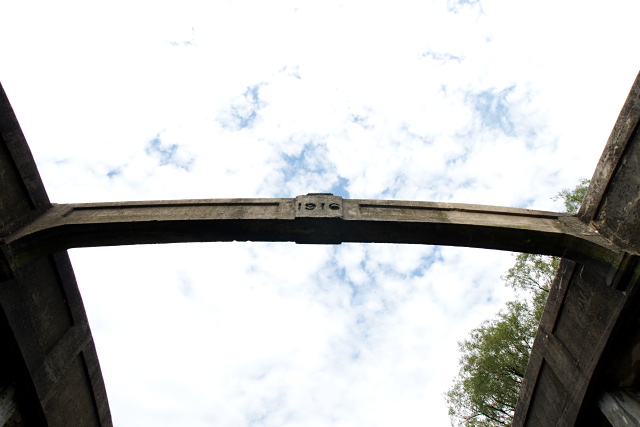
[294,193,343,218]
[298,202,340,211]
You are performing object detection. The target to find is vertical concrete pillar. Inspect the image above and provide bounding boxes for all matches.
[598,390,640,426]
[0,385,16,425]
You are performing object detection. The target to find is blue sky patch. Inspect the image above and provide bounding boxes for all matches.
[218,84,266,131]
[421,51,463,63]
[280,65,301,79]
[350,113,373,129]
[281,143,325,178]
[447,0,482,13]
[470,86,516,135]
[330,176,350,198]
[107,169,120,178]
[145,135,193,170]
[277,143,351,198]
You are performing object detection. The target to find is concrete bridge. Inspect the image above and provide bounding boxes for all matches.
[0,72,638,425]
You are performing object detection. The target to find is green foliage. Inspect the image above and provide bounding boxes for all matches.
[502,253,559,320]
[446,301,539,426]
[552,178,590,213]
[446,180,590,426]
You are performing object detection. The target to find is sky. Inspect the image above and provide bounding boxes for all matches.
[1,1,639,426]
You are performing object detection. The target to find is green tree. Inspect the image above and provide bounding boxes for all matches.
[553,178,590,213]
[502,253,559,321]
[446,179,589,426]
[446,301,539,426]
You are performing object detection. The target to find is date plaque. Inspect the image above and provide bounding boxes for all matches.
[294,193,343,218]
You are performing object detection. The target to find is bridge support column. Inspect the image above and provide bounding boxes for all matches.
[598,390,640,426]
[0,385,16,425]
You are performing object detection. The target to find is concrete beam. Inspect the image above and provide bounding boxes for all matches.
[1,194,629,279]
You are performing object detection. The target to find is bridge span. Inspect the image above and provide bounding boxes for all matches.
[0,72,639,425]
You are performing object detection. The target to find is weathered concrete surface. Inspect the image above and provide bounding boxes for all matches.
[513,71,640,426]
[0,198,625,277]
[0,83,111,426]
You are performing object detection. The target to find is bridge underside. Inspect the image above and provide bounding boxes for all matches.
[514,72,640,426]
[0,71,639,426]
[0,85,111,426]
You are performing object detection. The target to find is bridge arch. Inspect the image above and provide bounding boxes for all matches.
[1,73,639,426]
